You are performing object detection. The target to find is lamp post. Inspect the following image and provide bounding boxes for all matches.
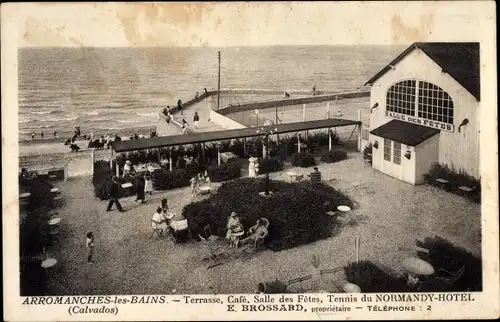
[257,126,278,196]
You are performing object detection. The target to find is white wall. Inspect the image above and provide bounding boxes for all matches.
[209,110,247,130]
[415,134,440,184]
[369,48,480,178]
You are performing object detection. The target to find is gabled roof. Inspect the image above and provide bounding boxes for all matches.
[365,42,480,101]
[370,120,440,146]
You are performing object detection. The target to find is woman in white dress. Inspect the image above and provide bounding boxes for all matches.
[144,172,154,196]
[248,154,258,178]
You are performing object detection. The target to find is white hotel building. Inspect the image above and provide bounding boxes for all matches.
[365,42,480,185]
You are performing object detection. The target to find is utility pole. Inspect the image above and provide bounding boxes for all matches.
[217,51,221,110]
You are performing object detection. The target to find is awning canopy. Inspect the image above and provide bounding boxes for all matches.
[370,120,440,146]
[111,118,360,153]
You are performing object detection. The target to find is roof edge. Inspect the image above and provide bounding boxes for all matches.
[364,43,418,86]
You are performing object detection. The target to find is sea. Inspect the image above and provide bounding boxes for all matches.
[18,45,406,142]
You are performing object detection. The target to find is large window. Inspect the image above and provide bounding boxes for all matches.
[386,80,416,116]
[383,138,391,161]
[386,80,454,125]
[417,81,454,124]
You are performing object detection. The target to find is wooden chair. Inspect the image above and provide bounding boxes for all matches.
[287,275,312,292]
[204,224,219,242]
[435,265,466,285]
[151,220,165,239]
[199,235,225,268]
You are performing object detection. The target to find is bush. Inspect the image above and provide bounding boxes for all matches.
[207,162,241,182]
[152,169,192,191]
[363,143,373,164]
[344,260,410,293]
[292,151,316,167]
[424,163,481,203]
[258,157,284,174]
[320,149,348,163]
[183,178,354,251]
[416,236,482,291]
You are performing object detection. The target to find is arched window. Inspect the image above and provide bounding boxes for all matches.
[386,80,416,116]
[417,81,454,124]
[385,80,454,125]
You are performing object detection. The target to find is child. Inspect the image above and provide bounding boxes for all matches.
[144,173,154,197]
[86,231,95,264]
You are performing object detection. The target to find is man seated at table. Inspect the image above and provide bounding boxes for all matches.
[239,218,269,248]
[308,167,322,183]
[152,207,169,236]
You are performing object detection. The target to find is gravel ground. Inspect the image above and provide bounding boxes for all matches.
[43,153,481,295]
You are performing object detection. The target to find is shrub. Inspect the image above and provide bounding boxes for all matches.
[152,169,192,191]
[416,236,482,291]
[183,178,354,251]
[320,149,348,163]
[424,163,481,203]
[363,143,373,164]
[258,157,284,174]
[344,260,410,293]
[292,151,316,167]
[207,162,241,182]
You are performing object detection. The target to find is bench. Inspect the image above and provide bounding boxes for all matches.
[435,178,450,190]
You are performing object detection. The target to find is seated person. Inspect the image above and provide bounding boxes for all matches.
[308,167,322,183]
[225,212,244,247]
[239,218,269,248]
[152,207,168,236]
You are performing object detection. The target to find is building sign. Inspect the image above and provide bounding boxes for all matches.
[385,111,454,132]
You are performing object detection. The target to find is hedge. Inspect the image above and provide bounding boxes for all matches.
[258,157,284,174]
[292,151,316,167]
[320,149,348,163]
[93,160,242,200]
[424,163,481,203]
[344,260,410,292]
[182,178,354,251]
[416,236,482,291]
[19,175,57,295]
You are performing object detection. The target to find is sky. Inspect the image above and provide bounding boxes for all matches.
[2,2,494,47]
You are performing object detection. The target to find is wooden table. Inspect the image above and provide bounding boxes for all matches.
[41,258,57,269]
[402,257,435,276]
[20,192,31,199]
[286,171,298,182]
[220,152,238,163]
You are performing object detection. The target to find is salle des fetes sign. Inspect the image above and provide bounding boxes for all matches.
[385,111,455,132]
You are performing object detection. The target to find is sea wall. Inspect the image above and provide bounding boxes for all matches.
[209,109,246,130]
[217,90,370,115]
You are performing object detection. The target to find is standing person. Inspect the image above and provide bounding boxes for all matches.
[193,112,200,129]
[40,131,44,139]
[203,88,208,95]
[135,175,146,204]
[31,133,35,140]
[177,99,183,115]
[106,176,125,212]
[86,231,95,264]
[77,126,81,136]
[144,172,154,197]
[189,175,198,198]
[312,85,316,96]
[248,154,258,178]
[53,131,57,139]
[195,92,199,99]
[181,119,189,134]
